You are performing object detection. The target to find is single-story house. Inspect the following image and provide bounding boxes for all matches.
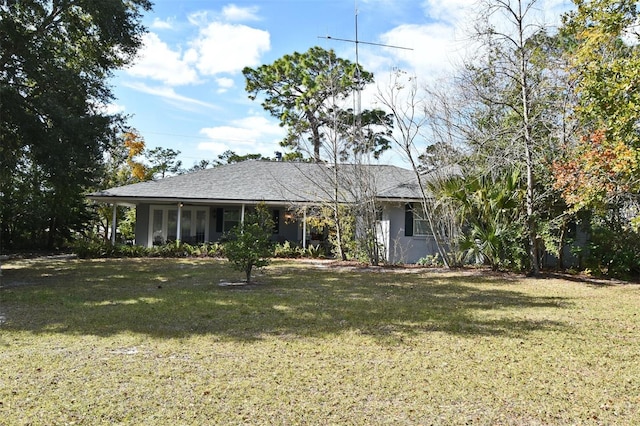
[88,160,441,263]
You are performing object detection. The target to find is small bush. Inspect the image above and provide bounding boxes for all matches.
[417,253,444,267]
[117,244,148,258]
[72,238,330,263]
[274,241,303,258]
[205,242,224,257]
[586,224,640,279]
[305,244,325,259]
[72,239,107,258]
[72,239,149,258]
[222,203,274,283]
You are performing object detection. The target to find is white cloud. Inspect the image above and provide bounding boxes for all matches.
[127,33,199,85]
[421,0,476,24]
[378,23,462,79]
[123,82,218,110]
[92,101,125,116]
[189,22,270,75]
[421,0,571,31]
[195,140,230,157]
[198,115,284,157]
[151,17,174,30]
[370,0,574,82]
[215,77,235,93]
[187,11,210,27]
[222,4,260,22]
[103,102,126,115]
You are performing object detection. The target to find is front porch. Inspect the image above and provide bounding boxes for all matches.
[119,202,319,250]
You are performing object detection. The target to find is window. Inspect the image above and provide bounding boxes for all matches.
[149,206,210,245]
[152,209,164,245]
[405,203,432,237]
[215,207,279,234]
[223,208,240,232]
[167,209,178,241]
[413,204,431,236]
[195,210,206,242]
[181,210,192,242]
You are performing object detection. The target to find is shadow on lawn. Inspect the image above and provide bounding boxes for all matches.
[1,258,571,342]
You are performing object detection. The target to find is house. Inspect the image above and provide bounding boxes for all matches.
[88,160,441,263]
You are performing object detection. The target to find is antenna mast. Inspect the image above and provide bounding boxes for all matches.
[320,2,412,155]
[354,4,361,146]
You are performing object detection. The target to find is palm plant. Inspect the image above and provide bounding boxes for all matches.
[437,169,526,270]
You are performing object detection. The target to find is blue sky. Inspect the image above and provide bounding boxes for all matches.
[109,0,572,168]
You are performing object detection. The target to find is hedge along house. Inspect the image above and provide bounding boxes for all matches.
[88,160,441,263]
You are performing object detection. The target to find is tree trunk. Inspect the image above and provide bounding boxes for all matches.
[245,264,252,283]
[516,0,540,276]
[557,221,567,270]
[307,111,322,162]
[47,216,57,250]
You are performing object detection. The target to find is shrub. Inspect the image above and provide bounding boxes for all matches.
[274,241,303,258]
[223,203,275,283]
[585,223,640,279]
[305,244,325,259]
[417,254,444,267]
[117,244,148,258]
[72,239,106,258]
[72,239,149,258]
[205,242,224,257]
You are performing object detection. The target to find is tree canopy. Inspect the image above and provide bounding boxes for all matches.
[243,46,391,162]
[553,0,640,215]
[0,0,151,249]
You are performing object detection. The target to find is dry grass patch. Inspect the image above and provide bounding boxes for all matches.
[1,258,639,424]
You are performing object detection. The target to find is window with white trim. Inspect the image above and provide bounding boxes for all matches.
[406,203,432,237]
[413,204,431,236]
[149,205,209,245]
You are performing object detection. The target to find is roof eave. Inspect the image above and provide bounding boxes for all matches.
[86,195,329,206]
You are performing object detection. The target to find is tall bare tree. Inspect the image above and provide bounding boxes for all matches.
[462,0,563,274]
[375,70,463,267]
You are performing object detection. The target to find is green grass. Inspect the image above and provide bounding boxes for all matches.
[1,258,639,425]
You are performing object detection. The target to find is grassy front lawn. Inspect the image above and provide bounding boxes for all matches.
[1,258,639,424]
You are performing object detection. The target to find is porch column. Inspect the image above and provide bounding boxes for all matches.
[302,207,307,249]
[241,204,245,224]
[111,203,117,245]
[176,202,183,245]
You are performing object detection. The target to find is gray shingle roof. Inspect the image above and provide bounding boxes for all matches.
[88,160,426,205]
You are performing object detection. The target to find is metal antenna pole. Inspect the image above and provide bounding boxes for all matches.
[319,3,412,155]
[354,4,361,150]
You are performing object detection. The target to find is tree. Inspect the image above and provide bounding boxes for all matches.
[438,169,527,271]
[214,150,267,165]
[551,0,640,278]
[91,128,147,243]
[146,147,183,179]
[223,203,275,283]
[187,159,214,172]
[0,0,151,250]
[375,70,462,267]
[123,129,148,182]
[554,0,640,217]
[458,0,567,274]
[243,46,378,162]
[328,108,393,161]
[245,47,393,264]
